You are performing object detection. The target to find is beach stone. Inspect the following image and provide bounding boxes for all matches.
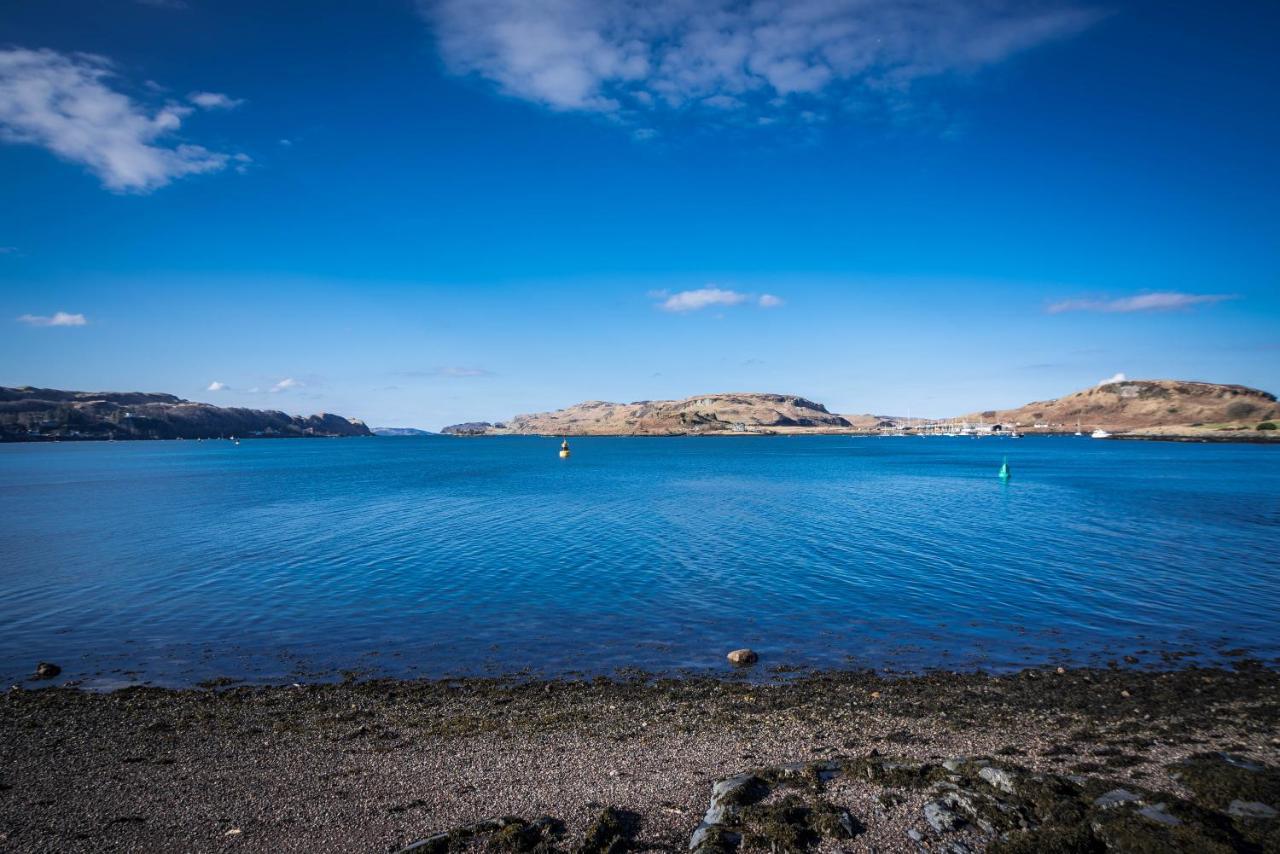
[1228,800,1278,819]
[978,766,1016,794]
[33,662,60,680]
[923,800,963,833]
[726,649,758,666]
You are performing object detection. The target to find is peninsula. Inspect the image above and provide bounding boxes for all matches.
[0,387,372,441]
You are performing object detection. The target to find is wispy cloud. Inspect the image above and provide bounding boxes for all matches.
[270,377,300,393]
[0,246,17,255]
[1047,292,1237,314]
[423,0,1102,123]
[188,91,243,110]
[0,48,239,192]
[655,287,748,312]
[435,366,493,378]
[206,381,228,391]
[1098,372,1127,386]
[17,311,86,327]
[653,287,786,313]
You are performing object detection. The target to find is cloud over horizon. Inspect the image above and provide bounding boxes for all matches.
[423,0,1102,123]
[1048,292,1237,314]
[17,311,87,327]
[0,48,239,192]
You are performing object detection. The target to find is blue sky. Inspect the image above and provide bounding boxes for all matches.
[1,0,1277,429]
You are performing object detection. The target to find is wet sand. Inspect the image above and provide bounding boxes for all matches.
[2,666,1277,852]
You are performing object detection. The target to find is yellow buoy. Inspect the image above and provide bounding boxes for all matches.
[559,438,570,458]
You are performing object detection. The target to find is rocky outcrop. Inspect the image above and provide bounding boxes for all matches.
[449,393,855,436]
[689,752,1280,853]
[960,379,1279,434]
[0,387,373,441]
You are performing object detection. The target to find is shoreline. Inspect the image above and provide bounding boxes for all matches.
[4,665,1277,852]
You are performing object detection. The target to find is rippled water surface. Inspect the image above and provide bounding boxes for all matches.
[1,436,1278,686]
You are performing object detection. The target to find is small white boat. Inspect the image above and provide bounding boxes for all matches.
[1091,429,1111,439]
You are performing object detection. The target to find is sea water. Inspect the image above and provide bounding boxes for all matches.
[1,435,1277,687]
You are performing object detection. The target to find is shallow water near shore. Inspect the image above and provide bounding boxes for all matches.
[1,435,1277,688]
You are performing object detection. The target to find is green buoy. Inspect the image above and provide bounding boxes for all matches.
[998,456,1011,480]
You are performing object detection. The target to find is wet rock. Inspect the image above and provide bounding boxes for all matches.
[726,649,758,666]
[1228,800,1277,819]
[33,662,60,680]
[923,800,963,833]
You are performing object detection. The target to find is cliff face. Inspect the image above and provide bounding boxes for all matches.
[962,380,1279,432]
[0,387,373,441]
[445,393,854,436]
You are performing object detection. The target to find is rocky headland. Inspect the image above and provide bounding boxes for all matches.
[0,387,372,442]
[2,665,1277,852]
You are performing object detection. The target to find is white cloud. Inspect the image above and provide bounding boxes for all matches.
[270,377,300,393]
[188,91,243,110]
[0,48,238,192]
[1048,292,1237,314]
[758,293,784,308]
[422,0,1102,121]
[1098,372,1127,386]
[206,381,228,391]
[17,311,87,327]
[657,287,749,312]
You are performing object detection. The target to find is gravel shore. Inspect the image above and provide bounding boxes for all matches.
[2,666,1277,852]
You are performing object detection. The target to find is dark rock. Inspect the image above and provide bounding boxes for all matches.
[578,806,638,854]
[33,662,60,680]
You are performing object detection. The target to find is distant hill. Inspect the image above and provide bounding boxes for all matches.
[439,381,1279,439]
[0,387,372,441]
[371,427,435,437]
[444,393,869,436]
[958,379,1279,435]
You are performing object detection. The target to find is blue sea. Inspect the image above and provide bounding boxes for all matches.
[1,436,1277,688]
